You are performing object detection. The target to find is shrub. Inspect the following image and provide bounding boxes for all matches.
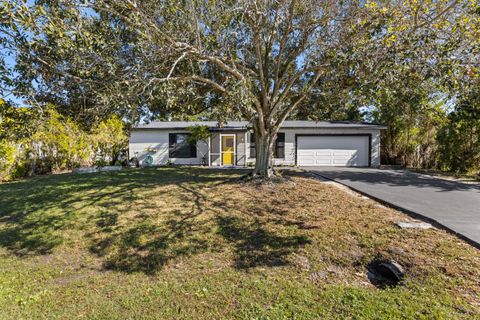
[91,116,128,165]
[437,94,480,174]
[30,107,92,172]
[0,140,17,181]
[0,101,130,181]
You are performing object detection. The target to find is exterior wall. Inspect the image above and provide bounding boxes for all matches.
[129,130,208,166]
[129,127,382,167]
[246,128,382,167]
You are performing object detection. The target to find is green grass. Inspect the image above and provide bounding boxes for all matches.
[407,167,480,182]
[0,167,479,319]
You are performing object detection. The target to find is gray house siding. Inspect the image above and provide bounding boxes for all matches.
[129,121,384,167]
[129,130,208,166]
[246,128,381,167]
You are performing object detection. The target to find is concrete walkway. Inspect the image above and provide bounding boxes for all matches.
[306,167,480,248]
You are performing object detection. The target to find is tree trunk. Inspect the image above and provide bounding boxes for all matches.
[252,130,275,178]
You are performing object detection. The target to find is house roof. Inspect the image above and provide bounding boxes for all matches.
[134,121,248,130]
[133,120,386,130]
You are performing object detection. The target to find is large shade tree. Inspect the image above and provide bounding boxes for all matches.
[1,0,479,177]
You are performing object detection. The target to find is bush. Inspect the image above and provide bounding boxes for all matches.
[437,94,480,174]
[437,117,480,174]
[31,107,92,172]
[11,161,30,179]
[0,103,127,181]
[91,116,128,165]
[0,140,17,181]
[95,158,108,167]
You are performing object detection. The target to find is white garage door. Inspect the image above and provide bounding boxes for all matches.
[297,136,369,166]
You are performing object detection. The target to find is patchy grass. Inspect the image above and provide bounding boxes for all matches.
[407,167,480,182]
[0,167,479,319]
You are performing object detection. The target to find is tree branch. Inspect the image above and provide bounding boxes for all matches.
[143,76,227,93]
[274,67,324,128]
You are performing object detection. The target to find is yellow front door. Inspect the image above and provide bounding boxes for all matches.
[222,135,235,165]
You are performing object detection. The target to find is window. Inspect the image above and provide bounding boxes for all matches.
[275,132,285,158]
[169,133,197,158]
[249,132,256,158]
[249,132,285,159]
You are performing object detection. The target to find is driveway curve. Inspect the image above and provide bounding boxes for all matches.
[306,167,480,248]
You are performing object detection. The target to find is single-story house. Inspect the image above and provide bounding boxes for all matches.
[129,121,386,167]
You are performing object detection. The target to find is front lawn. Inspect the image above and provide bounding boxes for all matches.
[0,167,479,319]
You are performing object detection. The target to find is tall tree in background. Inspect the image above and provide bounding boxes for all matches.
[1,0,479,177]
[438,84,480,173]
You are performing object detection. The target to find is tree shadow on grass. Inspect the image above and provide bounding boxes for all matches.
[0,223,63,256]
[216,215,310,269]
[0,210,73,256]
[88,179,312,274]
[0,167,234,257]
[0,167,311,275]
[87,180,216,275]
[90,222,210,275]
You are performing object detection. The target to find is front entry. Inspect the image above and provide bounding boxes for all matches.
[221,135,235,165]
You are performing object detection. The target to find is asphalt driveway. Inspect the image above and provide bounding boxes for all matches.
[306,167,480,247]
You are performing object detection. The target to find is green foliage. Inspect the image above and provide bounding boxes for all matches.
[370,82,479,174]
[0,139,16,181]
[3,1,477,129]
[0,100,39,141]
[91,115,128,165]
[187,125,211,145]
[437,92,480,174]
[0,103,127,181]
[371,85,448,168]
[0,100,25,180]
[187,125,211,162]
[94,158,108,167]
[31,106,92,171]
